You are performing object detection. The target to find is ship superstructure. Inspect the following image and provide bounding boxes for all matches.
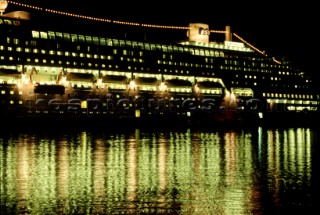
[0,4,319,125]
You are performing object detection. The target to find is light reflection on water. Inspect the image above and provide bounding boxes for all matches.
[0,126,319,214]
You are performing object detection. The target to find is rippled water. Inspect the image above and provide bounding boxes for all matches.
[1,125,319,214]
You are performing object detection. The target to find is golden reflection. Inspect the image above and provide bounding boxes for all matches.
[0,127,315,214]
[57,139,69,208]
[127,129,138,211]
[93,138,106,214]
[267,129,280,208]
[224,132,236,184]
[17,139,29,211]
[158,133,168,213]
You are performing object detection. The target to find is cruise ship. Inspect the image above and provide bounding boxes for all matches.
[0,1,319,126]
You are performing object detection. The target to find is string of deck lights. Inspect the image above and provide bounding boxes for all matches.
[233,34,280,63]
[233,33,267,56]
[7,0,275,62]
[7,0,230,33]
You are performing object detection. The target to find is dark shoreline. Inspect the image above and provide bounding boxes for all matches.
[2,110,319,131]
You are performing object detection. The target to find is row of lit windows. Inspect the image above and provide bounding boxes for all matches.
[231,78,309,90]
[234,76,309,90]
[0,18,22,26]
[1,45,113,59]
[27,29,289,73]
[0,54,115,68]
[233,92,253,97]
[271,83,309,89]
[221,66,275,73]
[29,30,231,58]
[231,81,257,86]
[0,63,304,92]
[0,55,197,75]
[6,37,284,75]
[1,45,218,69]
[5,36,227,59]
[1,48,301,88]
[226,58,287,69]
[269,76,303,81]
[0,47,222,77]
[157,59,213,69]
[7,36,286,74]
[0,53,214,76]
[0,53,309,91]
[263,92,313,99]
[1,41,288,77]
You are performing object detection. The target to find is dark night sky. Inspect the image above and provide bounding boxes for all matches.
[5,0,319,80]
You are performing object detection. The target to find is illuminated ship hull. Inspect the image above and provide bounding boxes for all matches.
[0,11,319,126]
